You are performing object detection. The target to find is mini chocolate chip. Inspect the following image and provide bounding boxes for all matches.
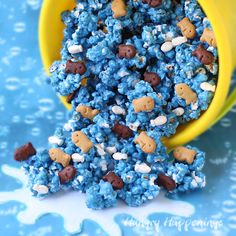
[192,45,214,65]
[155,173,176,191]
[65,60,86,75]
[142,0,162,8]
[144,72,161,87]
[58,165,76,184]
[112,123,133,139]
[118,45,136,59]
[103,171,124,190]
[14,142,36,161]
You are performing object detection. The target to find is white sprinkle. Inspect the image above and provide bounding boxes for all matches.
[101,48,107,54]
[191,102,199,111]
[155,25,162,31]
[106,146,117,155]
[186,71,193,79]
[99,160,107,171]
[77,175,84,183]
[172,174,178,182]
[77,3,84,10]
[73,10,80,18]
[143,42,149,48]
[191,171,204,187]
[33,184,49,194]
[49,64,57,73]
[118,70,129,77]
[149,177,156,186]
[157,93,163,99]
[95,144,106,156]
[128,121,140,131]
[72,153,85,163]
[150,116,167,127]
[195,175,203,183]
[134,163,151,174]
[113,152,128,160]
[200,82,216,92]
[191,179,198,188]
[172,36,187,47]
[208,46,214,52]
[112,105,126,115]
[48,136,64,146]
[161,41,173,52]
[100,123,110,128]
[203,17,209,24]
[172,107,185,116]
[64,122,72,131]
[68,45,83,54]
[116,23,122,30]
[115,96,123,105]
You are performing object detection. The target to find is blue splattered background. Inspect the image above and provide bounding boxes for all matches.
[0,0,236,235]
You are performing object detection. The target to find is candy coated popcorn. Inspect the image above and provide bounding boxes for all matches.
[15,0,217,209]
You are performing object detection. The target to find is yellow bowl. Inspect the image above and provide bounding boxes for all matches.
[39,0,236,149]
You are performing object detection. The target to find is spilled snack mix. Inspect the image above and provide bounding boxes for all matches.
[15,0,217,209]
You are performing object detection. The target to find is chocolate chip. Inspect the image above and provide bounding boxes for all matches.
[142,0,162,8]
[144,72,161,87]
[192,45,214,65]
[14,142,36,161]
[118,45,136,59]
[155,173,176,191]
[103,171,124,190]
[65,60,86,75]
[112,123,133,139]
[66,88,79,104]
[58,165,76,184]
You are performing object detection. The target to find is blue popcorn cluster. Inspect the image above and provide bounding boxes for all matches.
[17,0,217,209]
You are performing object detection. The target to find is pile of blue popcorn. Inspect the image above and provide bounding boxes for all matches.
[14,0,217,209]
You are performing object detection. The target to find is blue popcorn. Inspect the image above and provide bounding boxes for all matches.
[164,145,206,193]
[17,0,217,209]
[176,171,206,192]
[86,181,117,209]
[87,40,115,62]
[72,163,95,192]
[118,175,160,206]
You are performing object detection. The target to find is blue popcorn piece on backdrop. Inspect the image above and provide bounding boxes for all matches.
[86,181,117,210]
